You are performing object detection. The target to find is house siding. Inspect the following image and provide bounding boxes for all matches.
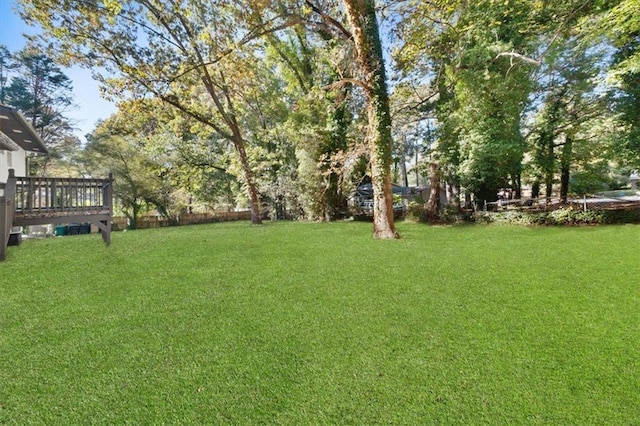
[0,149,27,184]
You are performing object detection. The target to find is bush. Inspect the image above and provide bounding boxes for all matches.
[405,203,471,224]
[405,201,427,223]
[601,208,640,224]
[475,207,640,226]
[547,208,603,225]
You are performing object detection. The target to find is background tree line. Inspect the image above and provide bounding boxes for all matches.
[7,0,640,232]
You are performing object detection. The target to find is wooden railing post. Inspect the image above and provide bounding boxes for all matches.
[0,196,8,261]
[1,169,17,261]
[51,178,57,211]
[100,173,113,246]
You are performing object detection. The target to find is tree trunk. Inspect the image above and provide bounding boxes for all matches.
[476,185,498,210]
[231,128,262,224]
[545,137,554,203]
[560,136,572,203]
[128,202,141,230]
[513,173,522,200]
[400,156,408,188]
[426,161,440,216]
[342,0,397,239]
[531,181,540,199]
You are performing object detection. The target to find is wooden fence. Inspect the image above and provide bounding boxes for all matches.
[112,210,253,230]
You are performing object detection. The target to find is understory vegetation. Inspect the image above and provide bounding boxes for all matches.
[2,221,639,423]
[404,200,640,226]
[474,207,640,226]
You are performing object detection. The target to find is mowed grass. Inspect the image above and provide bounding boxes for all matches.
[1,221,639,424]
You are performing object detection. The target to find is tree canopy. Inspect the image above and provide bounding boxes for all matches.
[12,0,640,228]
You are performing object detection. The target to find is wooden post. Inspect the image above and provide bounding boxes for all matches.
[100,173,113,246]
[51,178,57,211]
[0,195,8,261]
[1,169,17,261]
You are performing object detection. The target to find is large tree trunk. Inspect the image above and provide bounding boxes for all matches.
[342,0,397,239]
[231,128,262,225]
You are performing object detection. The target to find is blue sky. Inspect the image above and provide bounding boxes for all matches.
[0,0,116,141]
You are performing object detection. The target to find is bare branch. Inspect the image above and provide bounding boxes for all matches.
[494,51,542,67]
[305,0,353,40]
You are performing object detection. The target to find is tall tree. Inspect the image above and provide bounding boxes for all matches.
[18,0,302,224]
[0,45,12,102]
[342,0,397,238]
[1,46,78,175]
[394,0,609,206]
[600,0,640,167]
[527,37,605,202]
[307,0,397,237]
[83,102,216,228]
[265,26,358,220]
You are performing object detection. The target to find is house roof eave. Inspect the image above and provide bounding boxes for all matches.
[0,104,49,155]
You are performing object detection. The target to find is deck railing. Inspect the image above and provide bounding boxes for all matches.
[12,173,112,217]
[1,169,113,261]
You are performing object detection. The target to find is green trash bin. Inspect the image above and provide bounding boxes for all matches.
[54,225,68,236]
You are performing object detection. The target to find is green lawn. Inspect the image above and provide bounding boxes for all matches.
[1,221,639,424]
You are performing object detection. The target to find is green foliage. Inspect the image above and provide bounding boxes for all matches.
[393,0,620,205]
[2,222,640,423]
[264,26,363,220]
[9,0,640,223]
[405,201,465,224]
[17,0,312,224]
[569,166,611,196]
[404,200,426,222]
[83,104,190,228]
[601,0,640,81]
[477,207,640,225]
[607,29,640,167]
[394,0,545,204]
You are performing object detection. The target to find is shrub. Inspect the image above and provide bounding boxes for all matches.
[475,207,640,226]
[405,201,427,223]
[601,208,640,224]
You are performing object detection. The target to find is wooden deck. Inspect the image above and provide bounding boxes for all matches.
[1,169,113,261]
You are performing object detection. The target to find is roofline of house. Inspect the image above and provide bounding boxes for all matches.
[0,104,49,154]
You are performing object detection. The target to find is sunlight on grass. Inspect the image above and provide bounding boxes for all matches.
[2,221,640,423]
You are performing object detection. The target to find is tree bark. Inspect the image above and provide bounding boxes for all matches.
[513,173,522,200]
[231,128,262,224]
[342,0,397,239]
[400,156,408,188]
[545,135,555,202]
[426,161,441,216]
[560,136,572,203]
